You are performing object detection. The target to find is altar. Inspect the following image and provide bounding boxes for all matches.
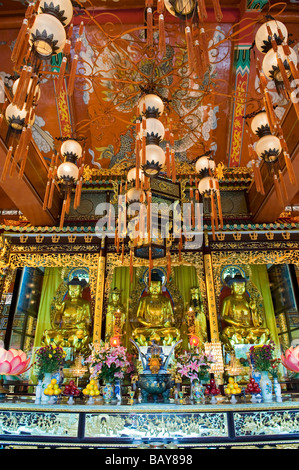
[1,397,299,449]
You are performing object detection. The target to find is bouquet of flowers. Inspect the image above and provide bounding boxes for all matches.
[175,347,214,383]
[249,341,276,373]
[85,342,131,384]
[35,344,66,376]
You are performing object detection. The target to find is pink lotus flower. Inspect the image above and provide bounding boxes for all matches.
[281,346,299,373]
[0,347,31,376]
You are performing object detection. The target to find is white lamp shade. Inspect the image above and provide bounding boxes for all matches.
[13,78,41,102]
[195,156,216,174]
[164,0,195,17]
[5,103,35,130]
[255,134,282,159]
[126,187,145,203]
[138,94,164,116]
[198,176,217,194]
[139,118,165,140]
[38,0,74,26]
[127,167,145,183]
[255,20,288,54]
[262,45,298,80]
[60,139,82,158]
[30,13,66,57]
[251,111,270,134]
[57,161,79,180]
[145,144,166,167]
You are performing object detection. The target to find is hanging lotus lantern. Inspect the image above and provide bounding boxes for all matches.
[254,17,299,116]
[43,138,85,229]
[195,153,223,239]
[0,347,31,399]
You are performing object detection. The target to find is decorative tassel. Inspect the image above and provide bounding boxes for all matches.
[136,137,141,190]
[157,0,164,13]
[43,180,51,210]
[25,74,39,111]
[67,54,78,96]
[199,28,209,68]
[212,0,223,22]
[278,170,288,203]
[11,19,29,63]
[121,242,124,263]
[159,14,166,57]
[56,56,67,97]
[147,191,151,242]
[130,249,133,282]
[167,249,171,283]
[171,149,176,182]
[146,8,153,47]
[18,145,29,179]
[273,173,284,208]
[283,151,297,185]
[194,40,204,78]
[166,143,170,178]
[14,32,31,73]
[1,146,13,182]
[215,180,223,228]
[276,53,292,94]
[185,26,194,73]
[197,0,208,21]
[149,245,153,284]
[196,190,202,231]
[60,199,67,230]
[65,191,71,215]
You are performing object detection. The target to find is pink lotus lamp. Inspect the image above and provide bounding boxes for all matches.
[0,347,31,397]
[281,346,299,373]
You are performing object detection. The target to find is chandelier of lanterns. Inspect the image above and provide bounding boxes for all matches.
[246,17,298,206]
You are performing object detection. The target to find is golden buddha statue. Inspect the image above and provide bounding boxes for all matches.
[105,287,126,343]
[132,270,180,346]
[189,287,207,348]
[220,274,270,352]
[42,277,92,355]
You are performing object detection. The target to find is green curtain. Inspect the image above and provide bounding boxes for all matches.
[250,264,280,348]
[30,267,62,383]
[172,265,199,310]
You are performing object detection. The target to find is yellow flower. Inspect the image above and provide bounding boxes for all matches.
[49,354,52,358]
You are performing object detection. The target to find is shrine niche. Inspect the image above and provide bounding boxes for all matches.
[103,256,207,352]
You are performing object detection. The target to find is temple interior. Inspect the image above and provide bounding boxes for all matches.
[0,0,299,451]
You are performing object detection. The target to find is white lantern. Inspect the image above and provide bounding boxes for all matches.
[5,103,35,130]
[60,139,82,159]
[262,45,298,81]
[139,118,165,141]
[251,111,270,136]
[126,187,145,203]
[57,161,79,180]
[143,144,166,177]
[195,155,216,175]
[127,167,145,183]
[138,94,164,117]
[38,0,74,26]
[30,13,66,58]
[198,176,217,195]
[255,134,282,162]
[13,78,41,103]
[164,0,196,18]
[255,20,288,54]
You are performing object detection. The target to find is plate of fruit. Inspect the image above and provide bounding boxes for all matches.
[224,377,242,402]
[245,378,261,402]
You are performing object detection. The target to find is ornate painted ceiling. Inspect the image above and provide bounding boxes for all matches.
[0,0,298,221]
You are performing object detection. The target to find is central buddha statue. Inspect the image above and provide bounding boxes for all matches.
[42,277,92,355]
[220,273,270,352]
[132,270,180,346]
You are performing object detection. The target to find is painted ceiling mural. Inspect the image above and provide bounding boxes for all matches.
[0,0,298,172]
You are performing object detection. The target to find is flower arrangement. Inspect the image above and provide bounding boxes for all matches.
[35,344,66,376]
[249,341,277,373]
[84,342,131,384]
[175,347,214,383]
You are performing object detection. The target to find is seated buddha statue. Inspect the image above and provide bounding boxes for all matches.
[42,277,92,355]
[132,270,180,346]
[220,274,270,352]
